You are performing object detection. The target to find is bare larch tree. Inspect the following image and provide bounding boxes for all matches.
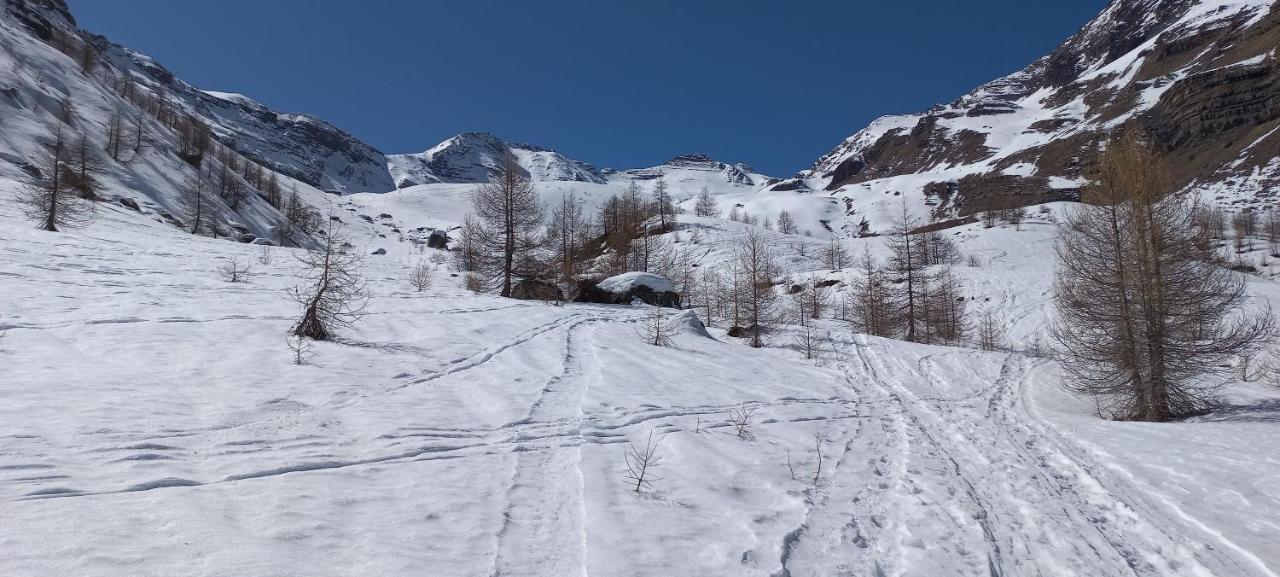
[180,167,215,235]
[547,191,588,285]
[19,111,94,232]
[1053,131,1274,421]
[849,247,897,338]
[886,201,925,342]
[734,228,780,348]
[694,186,719,218]
[652,176,675,230]
[290,220,370,340]
[471,158,544,297]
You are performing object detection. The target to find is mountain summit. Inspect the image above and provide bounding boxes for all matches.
[387,132,607,187]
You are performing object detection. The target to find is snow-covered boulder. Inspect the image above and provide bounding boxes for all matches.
[675,309,712,338]
[574,272,680,309]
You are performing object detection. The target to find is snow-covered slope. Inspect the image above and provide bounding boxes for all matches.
[0,0,394,195]
[5,1,1280,574]
[0,0,341,243]
[388,132,607,188]
[5,184,1280,576]
[805,0,1280,232]
[97,50,395,194]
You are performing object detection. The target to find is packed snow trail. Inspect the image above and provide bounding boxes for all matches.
[763,335,1277,577]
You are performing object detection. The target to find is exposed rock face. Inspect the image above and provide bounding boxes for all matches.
[4,0,73,40]
[807,0,1280,219]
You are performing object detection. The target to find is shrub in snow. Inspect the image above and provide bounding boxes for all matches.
[409,261,433,293]
[729,404,757,440]
[216,257,252,283]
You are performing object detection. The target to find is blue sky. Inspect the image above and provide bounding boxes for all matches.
[67,1,1109,176]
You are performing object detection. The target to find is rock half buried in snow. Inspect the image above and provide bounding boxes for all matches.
[675,309,711,338]
[574,272,680,309]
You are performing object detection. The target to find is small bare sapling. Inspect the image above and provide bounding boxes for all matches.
[637,306,675,347]
[812,432,824,486]
[217,257,252,282]
[410,260,434,292]
[256,245,273,266]
[286,334,314,365]
[729,404,757,440]
[624,431,664,494]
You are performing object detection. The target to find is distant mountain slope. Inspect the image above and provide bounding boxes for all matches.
[3,0,395,195]
[805,0,1279,227]
[388,132,607,187]
[97,50,395,194]
[612,153,767,189]
[0,0,346,244]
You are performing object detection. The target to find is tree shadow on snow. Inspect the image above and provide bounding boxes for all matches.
[1185,399,1280,423]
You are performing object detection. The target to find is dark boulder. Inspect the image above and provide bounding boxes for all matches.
[510,279,564,301]
[427,229,450,249]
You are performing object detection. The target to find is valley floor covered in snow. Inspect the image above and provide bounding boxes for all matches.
[2,197,1280,577]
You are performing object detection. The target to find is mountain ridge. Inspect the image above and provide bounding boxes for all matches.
[803,0,1279,226]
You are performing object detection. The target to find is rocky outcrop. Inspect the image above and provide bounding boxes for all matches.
[4,0,73,41]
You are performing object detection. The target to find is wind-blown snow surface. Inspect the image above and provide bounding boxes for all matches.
[4,182,1280,576]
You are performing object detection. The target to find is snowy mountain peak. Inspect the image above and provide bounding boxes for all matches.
[388,132,607,187]
[614,153,763,187]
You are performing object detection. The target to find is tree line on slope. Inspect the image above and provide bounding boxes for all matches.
[15,27,320,244]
